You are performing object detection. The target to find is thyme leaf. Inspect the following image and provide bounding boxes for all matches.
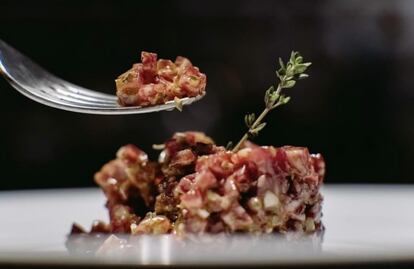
[232,51,311,152]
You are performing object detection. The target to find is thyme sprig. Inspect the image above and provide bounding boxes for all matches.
[231,51,311,152]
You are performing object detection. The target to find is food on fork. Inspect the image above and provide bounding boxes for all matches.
[115,52,206,107]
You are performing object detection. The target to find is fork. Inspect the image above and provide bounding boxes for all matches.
[0,40,205,115]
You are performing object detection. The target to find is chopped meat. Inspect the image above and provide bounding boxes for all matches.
[110,205,141,233]
[154,132,221,220]
[94,144,159,218]
[131,212,172,235]
[69,132,325,238]
[115,52,206,107]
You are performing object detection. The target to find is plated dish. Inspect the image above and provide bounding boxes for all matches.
[68,52,325,252]
[1,185,414,267]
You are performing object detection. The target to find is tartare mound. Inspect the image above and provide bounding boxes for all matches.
[70,132,325,236]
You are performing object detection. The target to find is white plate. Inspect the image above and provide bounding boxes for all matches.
[0,185,414,267]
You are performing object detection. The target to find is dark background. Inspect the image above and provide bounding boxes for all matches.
[1,0,413,190]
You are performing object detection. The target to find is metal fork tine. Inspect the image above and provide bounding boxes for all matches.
[49,79,117,101]
[26,84,116,107]
[12,82,117,109]
[5,68,116,106]
[48,84,117,104]
[0,40,117,101]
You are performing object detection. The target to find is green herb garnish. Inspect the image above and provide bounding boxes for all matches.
[231,51,311,152]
